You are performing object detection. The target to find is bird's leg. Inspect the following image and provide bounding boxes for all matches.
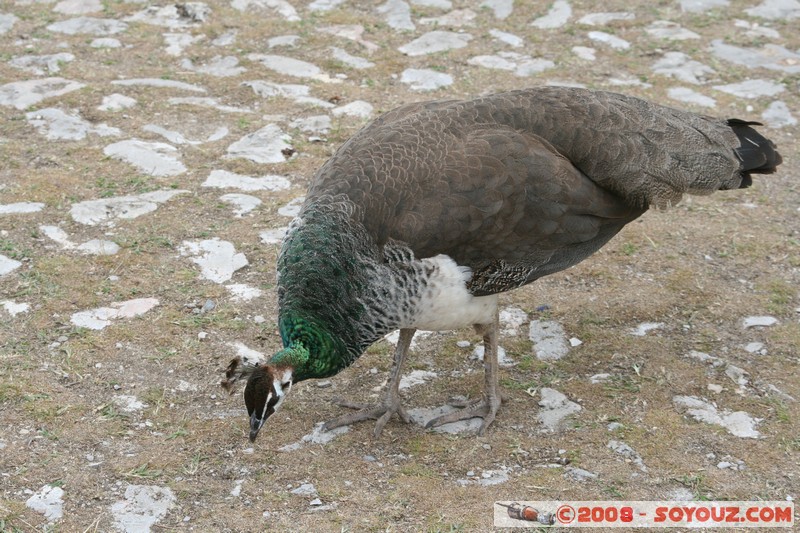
[426,312,502,435]
[322,328,415,437]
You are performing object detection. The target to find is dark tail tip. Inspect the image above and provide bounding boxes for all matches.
[221,356,243,393]
[727,119,782,187]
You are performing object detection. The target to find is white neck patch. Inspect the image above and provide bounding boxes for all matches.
[271,368,293,412]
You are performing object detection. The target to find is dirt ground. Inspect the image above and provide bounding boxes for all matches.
[1,0,799,531]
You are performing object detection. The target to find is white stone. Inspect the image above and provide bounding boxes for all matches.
[220,193,262,216]
[531,0,571,29]
[398,31,472,57]
[400,68,453,91]
[668,88,716,108]
[77,239,120,255]
[91,37,122,48]
[399,370,438,390]
[565,466,598,482]
[180,239,248,284]
[734,19,782,39]
[27,108,120,140]
[54,0,103,14]
[569,337,583,347]
[40,225,74,248]
[110,485,176,533]
[290,115,331,134]
[408,405,483,434]
[182,55,245,77]
[707,383,723,393]
[230,0,300,21]
[712,79,785,98]
[230,480,244,497]
[744,0,800,20]
[125,4,210,28]
[111,78,206,92]
[98,93,137,111]
[471,345,513,367]
[420,8,476,27]
[645,21,700,40]
[0,14,19,35]
[529,320,570,360]
[248,54,332,82]
[226,125,293,164]
[308,0,345,11]
[411,0,451,7]
[26,485,64,522]
[499,306,528,335]
[680,0,729,12]
[9,53,75,75]
[572,46,596,60]
[70,189,188,226]
[330,47,374,69]
[104,139,186,176]
[762,101,797,128]
[164,33,203,56]
[268,35,300,48]
[651,51,712,82]
[608,440,647,471]
[1,300,30,316]
[169,96,250,114]
[587,31,630,50]
[0,202,45,214]
[710,40,800,74]
[377,0,415,31]
[488,29,522,47]
[673,395,761,438]
[744,342,765,354]
[318,25,379,52]
[332,101,373,118]
[0,78,85,110]
[113,394,146,412]
[538,387,581,431]
[590,373,610,384]
[629,322,664,336]
[225,283,262,301]
[290,483,317,496]
[578,12,634,25]
[0,254,22,277]
[481,0,513,19]
[47,16,127,35]
[278,197,305,217]
[70,298,160,330]
[259,227,288,244]
[243,80,333,108]
[212,29,237,46]
[743,315,778,328]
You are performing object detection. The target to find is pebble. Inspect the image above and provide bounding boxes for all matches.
[743,316,778,328]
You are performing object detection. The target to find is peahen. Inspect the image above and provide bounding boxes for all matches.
[222,87,782,442]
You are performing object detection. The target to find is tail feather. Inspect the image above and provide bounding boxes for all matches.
[727,119,782,188]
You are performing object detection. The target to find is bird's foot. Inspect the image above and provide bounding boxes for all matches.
[425,394,501,436]
[322,397,411,437]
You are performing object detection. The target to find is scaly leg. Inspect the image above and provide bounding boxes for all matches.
[426,312,502,435]
[323,328,415,437]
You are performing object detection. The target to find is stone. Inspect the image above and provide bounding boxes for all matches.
[182,55,245,77]
[399,370,438,390]
[1,300,31,316]
[110,485,176,533]
[652,52,715,84]
[420,8,476,27]
[538,387,581,431]
[667,88,716,108]
[408,406,484,434]
[220,194,262,217]
[290,115,331,134]
[98,93,137,111]
[9,53,75,75]
[308,0,345,11]
[398,31,472,57]
[629,322,665,336]
[0,254,23,277]
[27,108,120,140]
[332,101,373,118]
[260,227,289,244]
[319,25,379,52]
[673,395,761,438]
[169,96,250,114]
[77,239,121,255]
[54,0,103,14]
[113,394,146,412]
[278,197,305,217]
[0,202,44,214]
[91,37,122,48]
[488,29,523,47]
[499,307,528,335]
[645,21,700,40]
[578,12,634,25]
[26,485,64,522]
[290,483,317,496]
[588,31,630,50]
[743,316,778,328]
[572,46,596,60]
[0,14,19,35]
[111,78,206,92]
[70,190,188,226]
[762,101,797,128]
[471,345,514,367]
[104,140,186,176]
[564,467,598,482]
[531,0,571,29]
[744,0,800,20]
[243,80,334,108]
[712,79,785,98]
[47,17,127,35]
[179,238,248,283]
[710,40,800,74]
[0,78,86,110]
[377,0,415,31]
[70,298,160,330]
[230,0,300,21]
[481,0,513,19]
[680,0,729,12]
[608,440,648,471]
[225,283,262,301]
[248,54,333,82]
[400,68,453,91]
[330,47,375,69]
[226,125,293,164]
[163,33,203,56]
[126,4,210,28]
[529,320,570,360]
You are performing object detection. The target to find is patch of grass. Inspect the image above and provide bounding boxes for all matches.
[399,462,438,478]
[124,463,163,480]
[763,279,795,315]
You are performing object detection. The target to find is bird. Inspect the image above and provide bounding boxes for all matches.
[222,86,782,442]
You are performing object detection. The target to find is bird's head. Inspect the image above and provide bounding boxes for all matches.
[222,357,293,442]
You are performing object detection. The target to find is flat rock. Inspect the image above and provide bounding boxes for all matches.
[111,78,206,92]
[91,37,122,48]
[54,0,103,14]
[0,77,86,110]
[163,33,202,56]
[710,40,800,74]
[0,202,44,214]
[9,53,75,75]
[230,0,300,21]
[481,0,513,19]
[110,485,176,533]
[734,19,781,39]
[71,298,160,330]
[69,189,189,226]
[712,79,785,98]
[499,307,528,335]
[308,0,346,11]
[1,300,30,316]
[673,395,761,438]
[0,254,22,277]
[468,52,555,76]
[113,394,146,412]
[182,55,245,77]
[471,345,514,367]
[319,25,379,52]
[26,485,64,522]
[488,29,523,47]
[398,31,472,57]
[27,108,120,140]
[408,406,484,434]
[259,227,288,244]
[762,101,797,128]
[248,54,333,82]
[529,320,570,360]
[420,8,476,27]
[243,80,334,108]
[179,238,248,283]
[608,439,648,471]
[629,322,665,336]
[457,470,509,486]
[277,197,305,217]
[400,68,453,91]
[168,96,250,113]
[572,46,596,60]
[743,315,778,328]
[531,0,571,29]
[538,387,581,431]
[47,16,127,35]
[332,100,374,118]
[377,0,415,31]
[104,139,186,176]
[98,93,137,111]
[279,423,349,451]
[744,0,800,19]
[225,283,262,301]
[330,47,374,70]
[645,21,700,40]
[588,31,630,50]
[77,239,121,255]
[226,125,293,164]
[290,115,331,134]
[384,329,433,350]
[399,370,438,390]
[668,87,716,108]
[220,193,262,216]
[565,466,598,482]
[680,0,729,12]
[267,35,300,48]
[126,3,210,28]
[578,12,634,25]
[0,14,19,35]
[652,52,715,84]
[290,483,318,496]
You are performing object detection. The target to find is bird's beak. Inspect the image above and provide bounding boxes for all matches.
[249,412,265,442]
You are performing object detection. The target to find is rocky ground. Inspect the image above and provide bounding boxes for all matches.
[1,0,799,531]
